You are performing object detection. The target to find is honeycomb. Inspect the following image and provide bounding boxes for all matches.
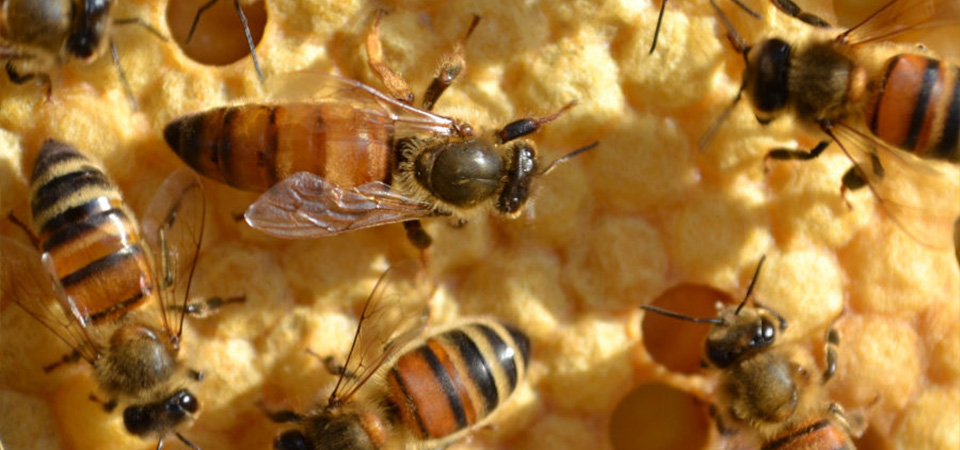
[1,0,958,449]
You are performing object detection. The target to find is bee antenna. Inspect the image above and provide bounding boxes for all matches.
[728,0,762,20]
[649,0,668,54]
[698,87,743,151]
[710,0,750,54]
[640,305,724,325]
[540,141,599,176]
[174,432,202,450]
[735,255,766,315]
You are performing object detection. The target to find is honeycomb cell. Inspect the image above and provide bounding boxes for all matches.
[641,283,732,374]
[167,0,266,69]
[608,382,710,450]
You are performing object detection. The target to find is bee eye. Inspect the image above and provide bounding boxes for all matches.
[752,318,777,347]
[274,430,310,450]
[747,38,791,115]
[177,390,200,414]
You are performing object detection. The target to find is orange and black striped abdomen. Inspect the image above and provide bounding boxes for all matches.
[385,321,530,443]
[164,103,395,193]
[868,54,960,162]
[29,140,153,324]
[761,419,853,450]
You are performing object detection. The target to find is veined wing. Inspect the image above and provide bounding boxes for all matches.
[830,124,960,249]
[1,237,100,364]
[839,0,960,45]
[140,168,206,342]
[244,172,437,239]
[329,260,432,405]
[266,72,471,137]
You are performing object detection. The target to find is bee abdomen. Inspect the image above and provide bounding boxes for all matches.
[869,55,959,162]
[761,419,853,450]
[29,140,152,324]
[163,104,394,193]
[386,321,530,441]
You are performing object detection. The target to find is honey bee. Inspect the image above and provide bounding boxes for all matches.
[703,0,960,245]
[641,256,866,449]
[1,139,239,449]
[0,0,165,106]
[264,262,532,450]
[163,11,597,249]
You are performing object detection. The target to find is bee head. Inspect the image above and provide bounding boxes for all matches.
[744,38,792,124]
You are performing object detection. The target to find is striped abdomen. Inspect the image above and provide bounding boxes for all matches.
[762,419,853,450]
[385,321,531,444]
[29,140,153,324]
[163,103,395,193]
[867,54,960,162]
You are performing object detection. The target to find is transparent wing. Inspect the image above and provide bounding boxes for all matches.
[0,237,100,363]
[329,260,433,404]
[839,0,960,45]
[266,72,469,137]
[244,172,437,239]
[140,168,206,340]
[830,124,960,249]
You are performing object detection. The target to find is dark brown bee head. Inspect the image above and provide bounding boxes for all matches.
[66,0,114,60]
[744,38,793,124]
[704,305,784,369]
[497,142,538,216]
[122,389,199,437]
[413,138,506,209]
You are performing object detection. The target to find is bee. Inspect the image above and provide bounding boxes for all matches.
[264,262,532,450]
[703,0,960,246]
[641,256,866,449]
[1,139,240,449]
[0,0,164,106]
[163,11,597,250]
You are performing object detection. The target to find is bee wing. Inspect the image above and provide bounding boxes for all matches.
[266,72,464,137]
[831,125,960,248]
[140,168,206,339]
[1,237,100,363]
[330,260,432,403]
[840,0,960,45]
[244,172,437,238]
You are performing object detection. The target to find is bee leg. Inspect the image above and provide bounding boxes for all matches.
[259,402,305,424]
[108,40,138,110]
[708,404,738,436]
[421,15,481,111]
[495,101,578,144]
[43,350,83,373]
[403,220,433,250]
[231,0,265,81]
[769,0,831,27]
[174,432,202,450]
[766,140,832,165]
[6,213,39,249]
[822,326,840,382]
[4,62,52,99]
[172,295,247,318]
[840,165,869,210]
[366,9,414,105]
[88,393,118,412]
[316,353,359,379]
[113,17,169,41]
